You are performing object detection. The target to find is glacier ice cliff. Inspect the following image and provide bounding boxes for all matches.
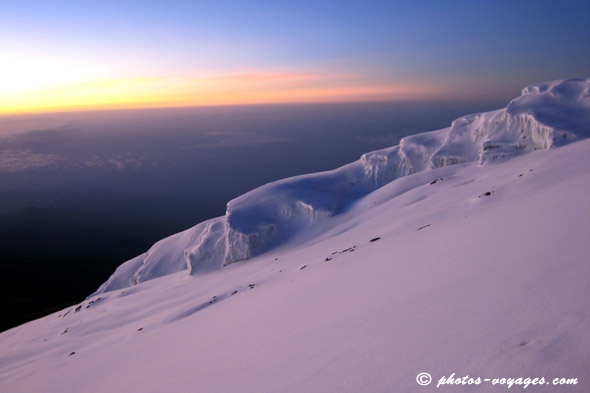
[94,78,590,294]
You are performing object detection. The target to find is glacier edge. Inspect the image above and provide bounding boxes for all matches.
[93,77,590,295]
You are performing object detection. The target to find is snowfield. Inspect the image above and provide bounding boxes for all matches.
[1,78,589,393]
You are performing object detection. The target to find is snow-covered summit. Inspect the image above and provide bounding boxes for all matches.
[2,78,589,393]
[95,78,590,294]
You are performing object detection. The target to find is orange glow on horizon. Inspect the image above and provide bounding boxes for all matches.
[0,68,439,115]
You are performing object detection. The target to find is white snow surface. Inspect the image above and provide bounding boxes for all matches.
[1,78,589,392]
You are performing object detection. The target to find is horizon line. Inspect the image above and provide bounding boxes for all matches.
[1,96,509,117]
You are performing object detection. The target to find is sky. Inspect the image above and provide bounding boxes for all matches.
[1,0,589,114]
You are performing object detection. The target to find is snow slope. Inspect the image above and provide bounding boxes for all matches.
[1,78,589,393]
[94,78,590,293]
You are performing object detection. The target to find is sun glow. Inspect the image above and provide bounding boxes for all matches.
[0,54,105,94]
[0,56,432,115]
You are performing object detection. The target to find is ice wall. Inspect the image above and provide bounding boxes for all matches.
[94,78,589,294]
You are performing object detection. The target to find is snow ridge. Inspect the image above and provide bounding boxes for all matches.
[94,78,589,294]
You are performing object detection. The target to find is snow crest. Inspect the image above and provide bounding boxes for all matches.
[94,78,590,294]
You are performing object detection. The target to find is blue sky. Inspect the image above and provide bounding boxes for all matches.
[1,0,589,113]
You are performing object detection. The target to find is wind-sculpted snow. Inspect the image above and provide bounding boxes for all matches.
[94,78,590,294]
[3,79,590,393]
